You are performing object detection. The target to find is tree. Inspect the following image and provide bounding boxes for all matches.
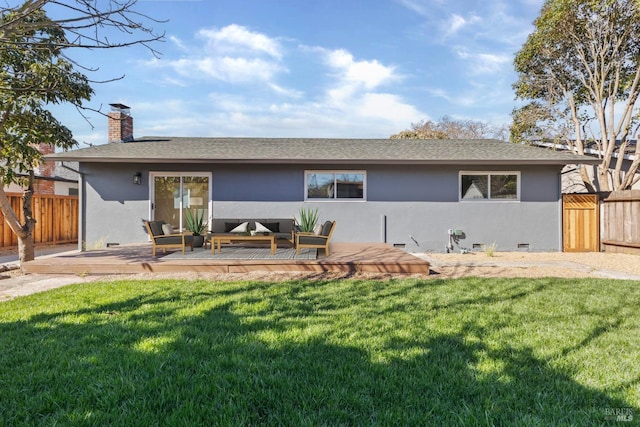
[0,1,162,266]
[391,116,507,140]
[512,0,640,191]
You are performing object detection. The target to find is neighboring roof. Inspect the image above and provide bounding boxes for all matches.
[54,161,79,182]
[2,161,79,182]
[531,140,637,161]
[46,137,600,166]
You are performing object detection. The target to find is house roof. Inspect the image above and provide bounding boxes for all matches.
[46,137,601,166]
[54,161,79,182]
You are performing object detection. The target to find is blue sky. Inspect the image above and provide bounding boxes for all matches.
[55,0,544,146]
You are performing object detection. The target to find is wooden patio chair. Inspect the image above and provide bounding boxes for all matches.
[296,220,336,256]
[145,220,194,256]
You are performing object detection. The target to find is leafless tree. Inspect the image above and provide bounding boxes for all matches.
[391,116,507,140]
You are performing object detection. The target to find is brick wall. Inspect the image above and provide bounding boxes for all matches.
[34,143,55,195]
[33,178,55,194]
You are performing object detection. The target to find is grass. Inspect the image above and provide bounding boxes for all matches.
[482,242,498,257]
[0,277,639,426]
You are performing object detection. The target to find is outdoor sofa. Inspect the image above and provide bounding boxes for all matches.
[209,218,296,245]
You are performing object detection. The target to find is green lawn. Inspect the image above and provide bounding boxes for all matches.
[0,277,638,426]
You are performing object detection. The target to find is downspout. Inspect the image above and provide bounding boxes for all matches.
[558,169,563,252]
[61,162,85,252]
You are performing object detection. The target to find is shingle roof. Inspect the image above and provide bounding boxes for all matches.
[46,137,600,165]
[54,161,79,181]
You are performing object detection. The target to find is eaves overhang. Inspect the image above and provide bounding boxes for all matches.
[44,156,600,166]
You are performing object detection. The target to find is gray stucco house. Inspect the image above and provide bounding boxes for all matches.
[48,106,599,253]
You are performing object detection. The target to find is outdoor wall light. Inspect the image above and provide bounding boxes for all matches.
[133,172,142,185]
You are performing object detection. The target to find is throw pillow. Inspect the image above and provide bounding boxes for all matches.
[230,222,249,233]
[162,224,174,235]
[254,222,272,233]
[313,223,322,235]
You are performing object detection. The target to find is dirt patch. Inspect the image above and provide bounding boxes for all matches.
[418,251,640,279]
[1,251,639,302]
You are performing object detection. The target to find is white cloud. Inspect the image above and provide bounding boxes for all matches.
[198,24,283,59]
[397,0,535,49]
[355,93,424,122]
[145,24,288,86]
[394,0,433,16]
[169,35,188,51]
[268,83,304,99]
[314,48,421,127]
[454,47,511,74]
[323,48,398,90]
[475,52,511,71]
[444,14,481,37]
[155,75,189,87]
[207,56,282,82]
[449,14,467,33]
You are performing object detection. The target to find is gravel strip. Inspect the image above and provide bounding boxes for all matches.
[1,250,638,302]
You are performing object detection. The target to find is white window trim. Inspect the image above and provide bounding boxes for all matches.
[304,170,367,201]
[459,171,521,202]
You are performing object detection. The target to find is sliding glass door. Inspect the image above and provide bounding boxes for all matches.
[151,173,211,231]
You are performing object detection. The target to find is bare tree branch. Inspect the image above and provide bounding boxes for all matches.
[0,0,165,56]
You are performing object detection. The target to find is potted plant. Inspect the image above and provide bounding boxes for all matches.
[296,206,319,233]
[185,208,207,247]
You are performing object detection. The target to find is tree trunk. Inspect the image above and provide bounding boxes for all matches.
[0,189,26,237]
[0,173,36,268]
[17,233,35,265]
[19,173,37,265]
[597,165,611,192]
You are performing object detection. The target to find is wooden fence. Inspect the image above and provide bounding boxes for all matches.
[0,193,78,248]
[601,190,640,254]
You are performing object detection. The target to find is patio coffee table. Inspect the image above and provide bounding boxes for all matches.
[210,233,277,255]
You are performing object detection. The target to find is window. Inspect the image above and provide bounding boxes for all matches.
[150,172,211,230]
[306,171,365,200]
[460,172,519,201]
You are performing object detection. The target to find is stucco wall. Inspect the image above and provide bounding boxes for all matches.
[80,162,563,252]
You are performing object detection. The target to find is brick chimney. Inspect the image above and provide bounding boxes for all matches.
[108,103,134,143]
[33,143,56,194]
